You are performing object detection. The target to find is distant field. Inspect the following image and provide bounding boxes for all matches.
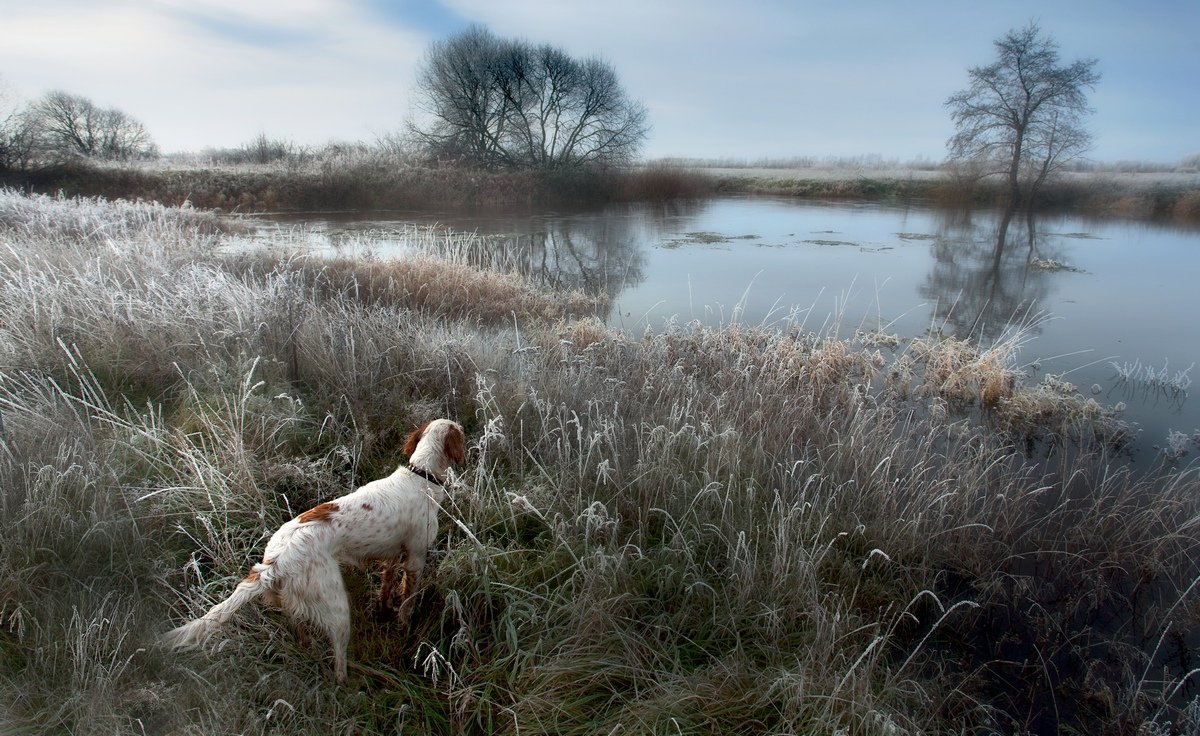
[692,163,1200,221]
[698,165,1200,189]
[700,166,943,182]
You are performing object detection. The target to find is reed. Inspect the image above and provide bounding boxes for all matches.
[6,156,715,214]
[0,189,1196,734]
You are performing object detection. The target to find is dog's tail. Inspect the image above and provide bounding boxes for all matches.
[161,559,275,650]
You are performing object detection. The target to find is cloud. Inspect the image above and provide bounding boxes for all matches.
[0,0,432,151]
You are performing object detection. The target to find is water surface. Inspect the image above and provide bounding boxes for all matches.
[254,197,1200,467]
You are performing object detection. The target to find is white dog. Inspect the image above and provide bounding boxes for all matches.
[162,419,466,682]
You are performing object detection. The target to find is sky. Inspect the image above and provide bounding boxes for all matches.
[0,0,1196,163]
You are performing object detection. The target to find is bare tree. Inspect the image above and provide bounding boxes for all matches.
[412,26,513,167]
[0,75,37,171]
[30,90,157,161]
[412,26,648,170]
[946,23,1099,205]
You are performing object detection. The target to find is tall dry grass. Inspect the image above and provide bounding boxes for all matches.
[6,155,715,214]
[0,189,1196,734]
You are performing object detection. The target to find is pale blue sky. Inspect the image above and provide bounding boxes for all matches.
[0,0,1195,163]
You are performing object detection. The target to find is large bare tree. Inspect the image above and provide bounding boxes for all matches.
[30,90,157,161]
[412,26,648,170]
[946,23,1099,205]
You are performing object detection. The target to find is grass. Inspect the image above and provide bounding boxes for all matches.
[1112,359,1194,397]
[0,188,1198,734]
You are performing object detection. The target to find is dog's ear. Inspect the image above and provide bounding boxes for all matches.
[443,424,466,465]
[403,422,430,457]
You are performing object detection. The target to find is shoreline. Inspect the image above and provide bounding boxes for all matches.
[4,158,1200,223]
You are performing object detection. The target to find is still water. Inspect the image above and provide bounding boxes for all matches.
[256,196,1200,467]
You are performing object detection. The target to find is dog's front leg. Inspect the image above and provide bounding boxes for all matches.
[396,551,426,628]
[368,557,402,619]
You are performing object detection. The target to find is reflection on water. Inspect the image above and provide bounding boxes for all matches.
[257,201,709,323]
[257,197,1200,466]
[420,209,659,317]
[922,207,1063,341]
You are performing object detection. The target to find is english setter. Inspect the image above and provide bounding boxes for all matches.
[162,419,466,682]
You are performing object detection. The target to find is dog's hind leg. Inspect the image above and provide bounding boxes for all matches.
[280,558,352,683]
[315,571,352,683]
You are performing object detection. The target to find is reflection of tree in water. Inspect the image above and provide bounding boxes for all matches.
[514,218,646,300]
[920,207,1067,341]
[430,202,701,319]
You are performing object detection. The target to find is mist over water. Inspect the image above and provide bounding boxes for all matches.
[257,196,1200,468]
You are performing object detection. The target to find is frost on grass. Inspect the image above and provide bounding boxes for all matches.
[1159,430,1200,461]
[995,373,1131,448]
[855,329,901,349]
[1112,359,1193,397]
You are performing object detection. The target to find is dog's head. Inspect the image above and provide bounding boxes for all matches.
[403,419,466,466]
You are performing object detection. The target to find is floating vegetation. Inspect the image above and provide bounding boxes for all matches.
[896,232,938,241]
[803,238,860,247]
[855,329,902,348]
[1029,257,1084,272]
[659,231,761,248]
[1054,232,1103,239]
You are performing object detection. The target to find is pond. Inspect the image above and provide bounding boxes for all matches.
[251,196,1200,469]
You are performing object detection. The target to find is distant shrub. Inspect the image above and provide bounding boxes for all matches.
[10,157,715,212]
[203,133,305,166]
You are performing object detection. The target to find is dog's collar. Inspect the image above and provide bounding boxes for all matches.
[407,465,445,487]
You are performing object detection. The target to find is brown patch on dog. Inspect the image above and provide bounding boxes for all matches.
[362,503,374,511]
[244,569,261,583]
[403,422,431,457]
[443,424,466,465]
[297,502,340,524]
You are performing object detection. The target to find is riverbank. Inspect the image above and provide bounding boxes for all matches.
[1,189,1196,734]
[6,156,1200,222]
[707,165,1200,222]
[1,156,716,213]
